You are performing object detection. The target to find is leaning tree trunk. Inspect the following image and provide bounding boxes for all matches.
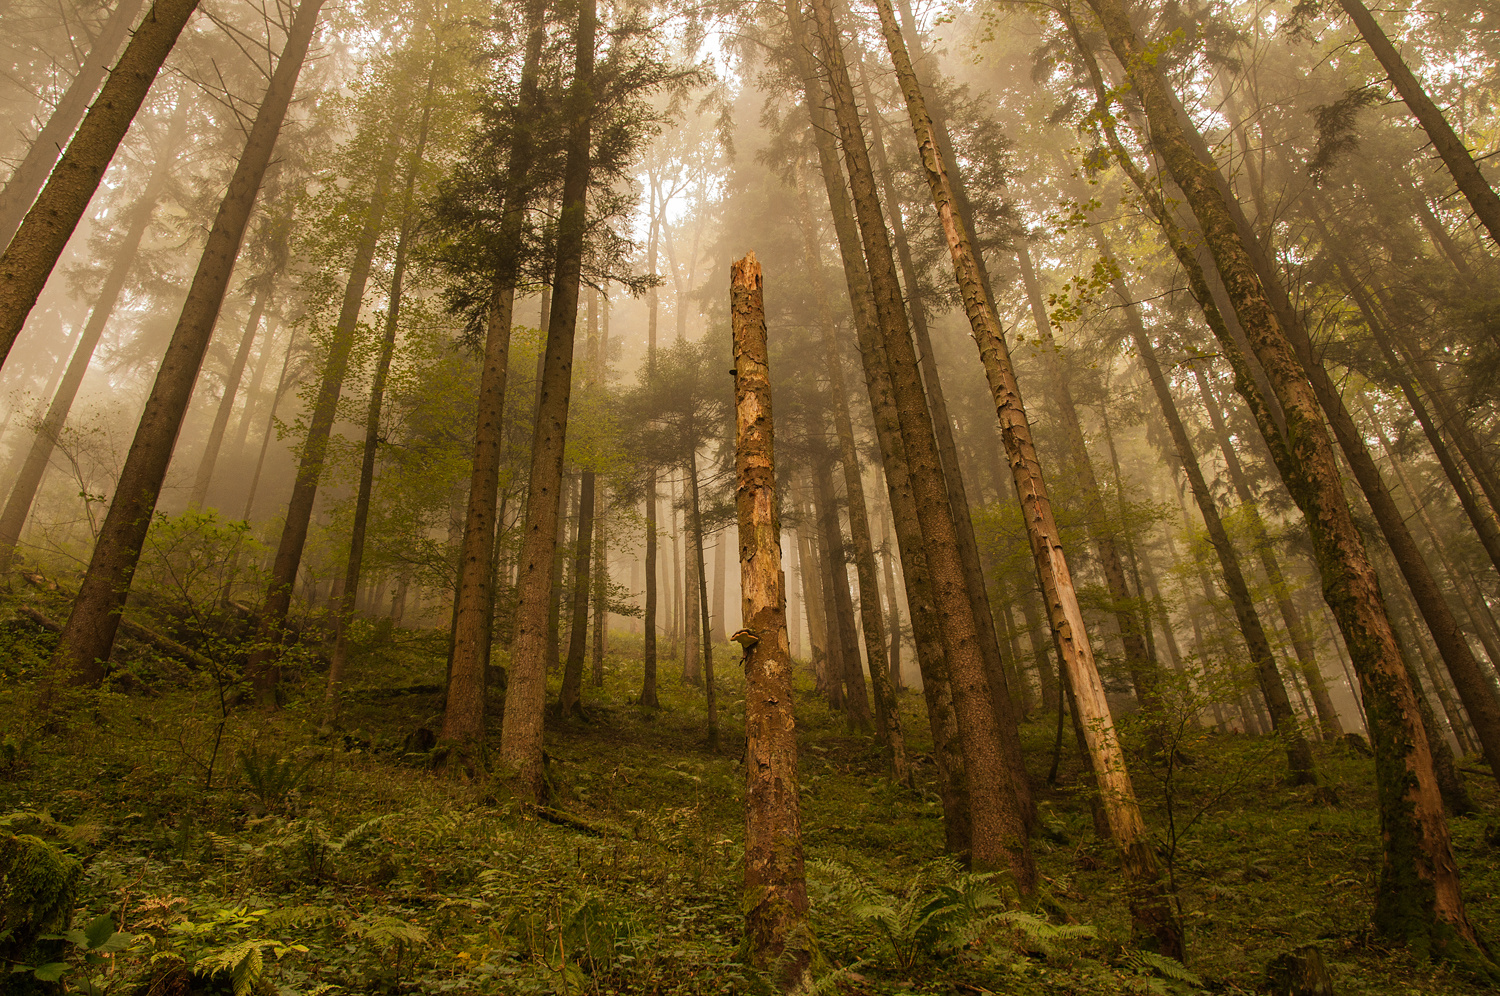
[500,0,596,801]
[0,0,148,249]
[0,111,183,573]
[49,0,324,688]
[731,251,812,992]
[809,0,1032,884]
[798,193,907,779]
[869,0,1180,954]
[1084,0,1485,958]
[1334,0,1500,250]
[442,0,547,743]
[0,0,200,370]
[858,58,1028,777]
[785,1,970,855]
[247,131,399,706]
[325,78,435,722]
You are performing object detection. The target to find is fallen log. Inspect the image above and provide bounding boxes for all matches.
[17,572,211,671]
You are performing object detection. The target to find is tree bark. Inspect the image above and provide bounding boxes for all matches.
[48,0,323,688]
[591,290,609,686]
[1084,0,1485,956]
[858,57,1026,774]
[0,0,200,369]
[785,0,971,855]
[501,0,596,801]
[0,0,149,250]
[810,0,1031,883]
[870,0,1177,949]
[731,251,812,991]
[559,467,595,718]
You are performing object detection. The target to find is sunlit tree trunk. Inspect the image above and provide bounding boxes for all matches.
[0,0,148,249]
[247,125,399,706]
[731,251,812,990]
[501,0,596,800]
[1085,0,1484,956]
[49,0,323,688]
[857,56,1026,771]
[1014,234,1160,710]
[0,0,200,370]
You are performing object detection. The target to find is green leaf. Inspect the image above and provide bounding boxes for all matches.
[95,931,134,954]
[32,963,69,982]
[82,914,115,950]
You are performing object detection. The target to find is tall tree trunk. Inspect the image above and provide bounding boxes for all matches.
[0,114,182,573]
[812,457,873,730]
[858,56,1026,771]
[247,123,398,705]
[731,252,811,991]
[443,3,548,741]
[1334,0,1500,249]
[801,193,907,778]
[0,0,201,370]
[688,446,716,747]
[591,289,609,686]
[870,0,1178,951]
[711,529,727,644]
[325,76,435,722]
[190,284,270,506]
[559,467,595,717]
[0,0,149,250]
[786,0,969,855]
[500,0,596,801]
[809,0,1031,883]
[241,325,296,522]
[1084,0,1485,956]
[880,504,903,689]
[1015,232,1160,709]
[48,0,323,688]
[641,180,661,708]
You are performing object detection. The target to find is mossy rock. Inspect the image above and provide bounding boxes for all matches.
[0,832,82,963]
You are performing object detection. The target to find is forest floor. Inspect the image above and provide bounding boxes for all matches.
[3,604,1500,995]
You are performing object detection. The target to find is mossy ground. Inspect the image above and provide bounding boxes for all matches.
[1,602,1498,994]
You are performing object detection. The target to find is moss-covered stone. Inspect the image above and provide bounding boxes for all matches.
[1,832,82,965]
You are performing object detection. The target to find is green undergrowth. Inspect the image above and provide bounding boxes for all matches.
[1,605,1498,994]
